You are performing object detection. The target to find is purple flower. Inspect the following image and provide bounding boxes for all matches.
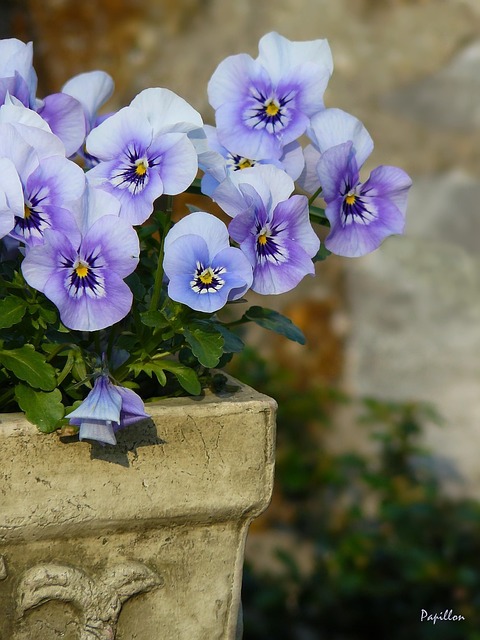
[163,211,253,313]
[21,215,139,331]
[86,88,203,225]
[214,165,320,295]
[0,114,84,245]
[208,32,333,161]
[0,39,37,109]
[0,39,86,157]
[68,374,150,446]
[317,141,412,257]
[299,108,374,196]
[199,124,304,197]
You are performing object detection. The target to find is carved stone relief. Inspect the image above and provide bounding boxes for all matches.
[15,561,163,640]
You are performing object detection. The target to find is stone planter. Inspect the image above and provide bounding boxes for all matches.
[0,378,276,640]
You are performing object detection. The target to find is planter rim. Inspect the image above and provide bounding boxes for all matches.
[0,375,277,543]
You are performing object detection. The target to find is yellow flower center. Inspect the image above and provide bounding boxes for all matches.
[258,233,268,245]
[135,158,149,176]
[75,264,89,278]
[198,267,214,285]
[24,204,31,219]
[238,158,253,170]
[345,193,356,206]
[265,100,280,117]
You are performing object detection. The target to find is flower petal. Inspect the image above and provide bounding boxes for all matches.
[130,87,203,136]
[62,70,114,131]
[86,106,153,161]
[68,375,122,422]
[307,108,374,167]
[164,211,229,257]
[37,93,86,157]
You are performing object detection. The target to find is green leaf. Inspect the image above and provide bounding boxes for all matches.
[128,361,167,386]
[15,384,64,433]
[215,324,245,353]
[125,272,146,301]
[160,360,201,395]
[0,296,27,328]
[0,345,57,390]
[184,321,224,368]
[309,204,330,227]
[38,306,58,325]
[140,309,169,329]
[313,244,332,262]
[243,306,305,345]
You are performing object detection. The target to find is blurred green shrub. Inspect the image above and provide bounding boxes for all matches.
[230,349,480,640]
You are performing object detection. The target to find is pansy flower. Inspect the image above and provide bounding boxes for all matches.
[0,38,86,157]
[21,215,139,331]
[317,141,412,257]
[67,374,150,446]
[0,110,84,246]
[199,124,304,197]
[298,108,374,196]
[163,211,252,313]
[86,88,203,225]
[208,31,333,161]
[214,165,320,295]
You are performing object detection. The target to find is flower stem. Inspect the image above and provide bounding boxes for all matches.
[0,387,15,409]
[149,197,173,312]
[308,185,323,205]
[309,204,330,228]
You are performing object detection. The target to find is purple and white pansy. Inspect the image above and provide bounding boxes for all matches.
[0,109,84,245]
[214,165,320,295]
[0,38,86,157]
[163,211,253,313]
[317,141,412,257]
[199,124,304,197]
[208,31,333,161]
[299,107,374,195]
[67,374,149,446]
[21,214,139,331]
[86,88,203,225]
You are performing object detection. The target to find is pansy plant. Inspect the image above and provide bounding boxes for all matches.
[0,33,411,445]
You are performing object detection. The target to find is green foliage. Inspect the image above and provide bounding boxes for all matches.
[0,345,57,390]
[15,385,64,433]
[242,306,306,345]
[229,350,480,640]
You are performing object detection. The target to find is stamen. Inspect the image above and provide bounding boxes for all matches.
[237,158,254,170]
[24,204,31,219]
[345,193,356,206]
[190,262,226,294]
[342,187,376,226]
[255,224,288,263]
[64,255,106,299]
[75,263,89,278]
[265,100,280,117]
[199,267,214,285]
[135,158,149,176]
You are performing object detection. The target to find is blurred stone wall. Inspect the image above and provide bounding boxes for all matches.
[9,0,480,491]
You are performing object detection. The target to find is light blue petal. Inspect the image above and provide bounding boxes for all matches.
[308,108,374,167]
[164,212,229,257]
[78,420,117,446]
[69,376,122,422]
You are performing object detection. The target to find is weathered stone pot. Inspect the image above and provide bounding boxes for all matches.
[0,378,276,640]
